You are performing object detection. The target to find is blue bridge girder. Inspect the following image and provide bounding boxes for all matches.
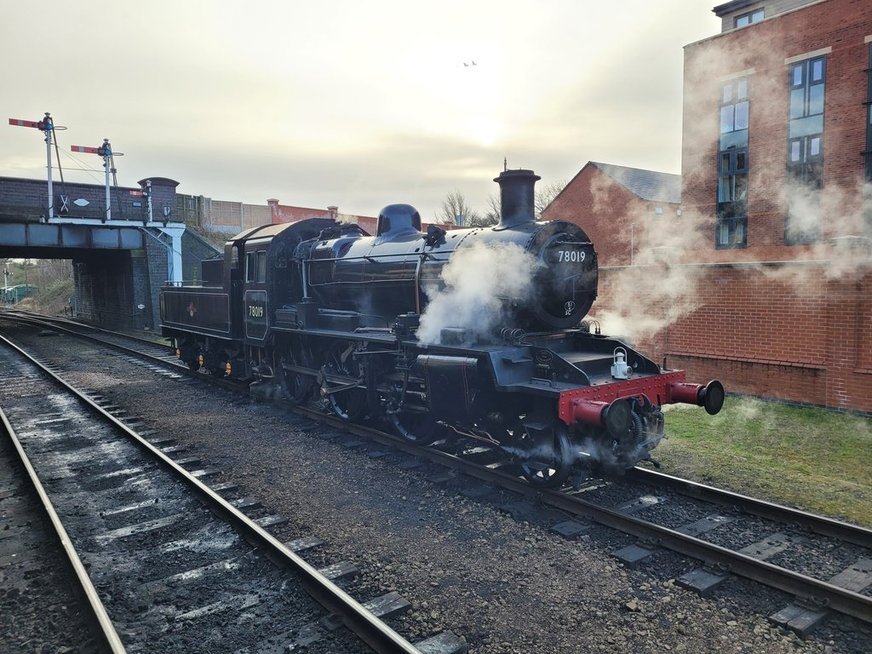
[0,220,144,253]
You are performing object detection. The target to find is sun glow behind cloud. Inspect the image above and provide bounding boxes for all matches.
[0,0,719,218]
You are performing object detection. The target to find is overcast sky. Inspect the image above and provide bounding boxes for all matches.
[1,1,720,219]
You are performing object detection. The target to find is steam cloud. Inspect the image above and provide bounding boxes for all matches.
[586,21,872,345]
[416,241,541,345]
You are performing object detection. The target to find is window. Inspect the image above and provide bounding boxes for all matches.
[735,9,764,28]
[717,148,749,247]
[786,56,826,244]
[720,78,749,135]
[245,251,268,283]
[717,77,749,248]
[245,252,256,282]
[789,57,826,120]
[866,43,872,182]
[256,251,267,283]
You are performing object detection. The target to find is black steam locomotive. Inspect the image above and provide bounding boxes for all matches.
[160,169,723,486]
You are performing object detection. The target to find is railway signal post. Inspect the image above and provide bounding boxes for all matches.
[8,112,64,220]
[71,139,124,222]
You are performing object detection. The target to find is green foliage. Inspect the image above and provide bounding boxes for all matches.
[657,398,872,526]
[3,259,74,315]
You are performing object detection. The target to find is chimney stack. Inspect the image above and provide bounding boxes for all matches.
[494,169,540,229]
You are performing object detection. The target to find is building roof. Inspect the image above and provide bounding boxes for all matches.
[591,162,681,204]
[712,0,758,17]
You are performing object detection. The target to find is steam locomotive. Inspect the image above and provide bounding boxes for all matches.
[160,169,723,486]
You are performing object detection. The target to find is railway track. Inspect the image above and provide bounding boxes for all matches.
[0,326,463,654]
[3,309,871,636]
[309,414,872,632]
[0,397,120,653]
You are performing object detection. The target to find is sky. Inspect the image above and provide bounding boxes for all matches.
[0,1,720,220]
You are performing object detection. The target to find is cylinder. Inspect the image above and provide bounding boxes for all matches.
[570,397,632,438]
[571,399,609,427]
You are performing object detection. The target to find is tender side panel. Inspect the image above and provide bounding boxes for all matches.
[160,287,232,337]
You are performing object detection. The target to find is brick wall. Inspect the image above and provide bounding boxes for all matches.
[592,261,872,412]
[130,249,153,330]
[268,199,378,234]
[181,229,221,284]
[72,251,136,329]
[0,176,181,224]
[0,176,150,222]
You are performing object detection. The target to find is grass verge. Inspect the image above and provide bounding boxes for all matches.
[656,396,872,527]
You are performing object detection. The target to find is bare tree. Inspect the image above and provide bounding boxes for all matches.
[535,179,567,218]
[435,190,482,227]
[471,194,500,227]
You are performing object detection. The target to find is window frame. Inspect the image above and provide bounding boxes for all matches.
[789,56,826,119]
[720,78,749,135]
[716,76,750,249]
[245,251,256,282]
[716,146,749,248]
[785,55,827,245]
[245,250,268,283]
[735,9,764,28]
[255,251,268,283]
[865,42,872,183]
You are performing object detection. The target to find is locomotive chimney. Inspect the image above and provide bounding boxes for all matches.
[495,168,540,229]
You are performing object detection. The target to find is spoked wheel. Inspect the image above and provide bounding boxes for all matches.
[280,343,314,405]
[389,411,446,445]
[322,342,367,421]
[518,423,573,488]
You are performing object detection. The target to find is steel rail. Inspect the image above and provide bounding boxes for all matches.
[0,408,127,654]
[0,312,190,370]
[0,333,422,654]
[5,312,872,624]
[299,409,872,625]
[0,308,169,349]
[627,466,872,549]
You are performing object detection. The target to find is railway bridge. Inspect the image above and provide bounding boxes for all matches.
[0,175,218,330]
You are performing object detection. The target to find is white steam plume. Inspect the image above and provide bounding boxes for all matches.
[416,241,541,345]
[588,186,711,343]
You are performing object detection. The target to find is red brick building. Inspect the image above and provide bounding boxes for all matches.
[267,200,378,233]
[668,0,872,411]
[557,0,872,411]
[543,161,681,266]
[265,200,454,236]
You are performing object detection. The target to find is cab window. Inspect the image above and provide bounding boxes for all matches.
[245,252,256,282]
[245,250,268,283]
[256,251,267,282]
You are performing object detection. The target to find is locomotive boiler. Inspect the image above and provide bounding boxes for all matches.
[160,168,724,486]
[303,169,598,335]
